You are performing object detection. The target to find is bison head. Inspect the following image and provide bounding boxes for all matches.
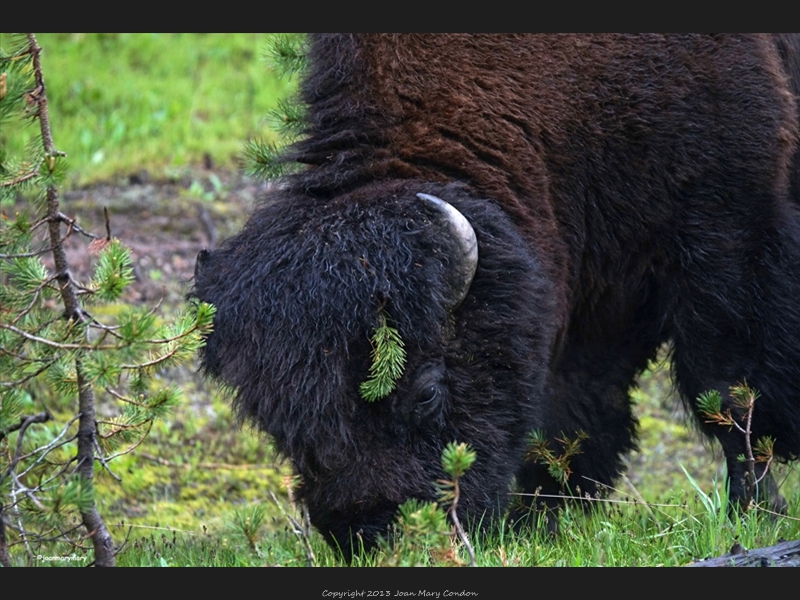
[193,180,557,559]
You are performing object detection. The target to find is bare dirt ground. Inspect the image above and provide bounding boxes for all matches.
[60,168,264,308]
[46,169,287,529]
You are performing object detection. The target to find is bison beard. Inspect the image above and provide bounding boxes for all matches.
[193,34,800,560]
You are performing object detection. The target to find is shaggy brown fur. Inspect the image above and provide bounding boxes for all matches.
[194,34,800,558]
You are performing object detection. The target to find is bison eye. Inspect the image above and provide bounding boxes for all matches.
[418,385,438,405]
[408,359,447,425]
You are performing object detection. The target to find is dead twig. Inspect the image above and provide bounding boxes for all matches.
[0,412,50,444]
[0,413,52,486]
[269,490,316,566]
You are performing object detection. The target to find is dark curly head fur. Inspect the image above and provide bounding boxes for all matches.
[194,179,557,554]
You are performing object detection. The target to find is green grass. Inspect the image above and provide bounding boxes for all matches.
[97,356,799,568]
[97,356,800,568]
[0,33,296,186]
[110,481,800,567]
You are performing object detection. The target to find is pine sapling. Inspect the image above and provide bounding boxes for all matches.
[0,33,215,567]
[696,382,776,510]
[526,429,588,492]
[439,441,477,566]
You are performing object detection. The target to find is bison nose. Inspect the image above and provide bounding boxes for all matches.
[312,503,400,563]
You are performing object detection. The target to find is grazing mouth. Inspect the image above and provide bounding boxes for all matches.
[311,501,406,562]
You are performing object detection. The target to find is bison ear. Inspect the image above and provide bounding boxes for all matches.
[416,193,478,310]
[194,249,211,281]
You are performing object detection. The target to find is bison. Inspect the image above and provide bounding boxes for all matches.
[193,34,800,558]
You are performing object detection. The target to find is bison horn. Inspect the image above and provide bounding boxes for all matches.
[416,193,478,310]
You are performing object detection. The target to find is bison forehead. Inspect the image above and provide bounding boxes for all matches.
[192,185,473,442]
[246,195,456,337]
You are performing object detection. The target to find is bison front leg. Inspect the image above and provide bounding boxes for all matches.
[514,367,640,522]
[514,287,666,529]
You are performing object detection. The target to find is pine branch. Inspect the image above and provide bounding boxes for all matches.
[265,35,308,77]
[241,138,296,181]
[359,311,407,402]
[0,168,39,188]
